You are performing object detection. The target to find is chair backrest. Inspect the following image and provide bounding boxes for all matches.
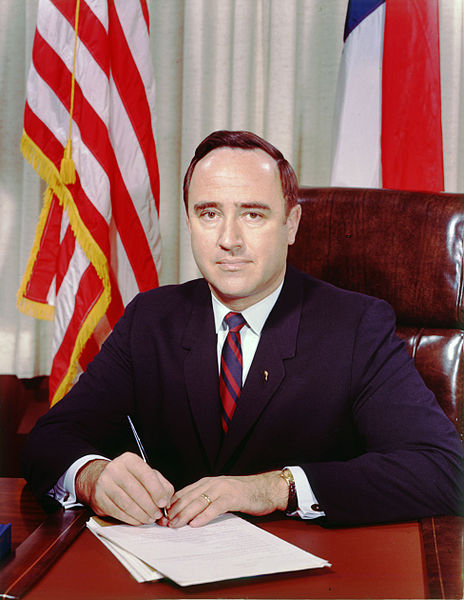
[288,187,464,443]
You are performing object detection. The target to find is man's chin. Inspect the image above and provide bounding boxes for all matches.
[208,282,252,305]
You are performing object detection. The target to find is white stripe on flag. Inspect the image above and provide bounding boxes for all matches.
[331,3,385,188]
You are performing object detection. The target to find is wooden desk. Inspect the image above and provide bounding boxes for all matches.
[0,478,462,599]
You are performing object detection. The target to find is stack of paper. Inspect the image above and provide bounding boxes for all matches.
[87,518,163,582]
[87,513,330,586]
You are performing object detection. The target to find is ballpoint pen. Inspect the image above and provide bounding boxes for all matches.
[127,415,169,519]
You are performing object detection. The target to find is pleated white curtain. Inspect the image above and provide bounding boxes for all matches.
[151,0,346,283]
[0,0,463,378]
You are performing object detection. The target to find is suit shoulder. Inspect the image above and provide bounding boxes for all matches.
[134,278,206,306]
[121,278,208,326]
[289,267,394,318]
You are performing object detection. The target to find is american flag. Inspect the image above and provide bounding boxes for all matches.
[18,0,161,406]
[331,0,444,192]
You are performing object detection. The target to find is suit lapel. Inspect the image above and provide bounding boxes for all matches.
[215,268,303,472]
[183,281,222,471]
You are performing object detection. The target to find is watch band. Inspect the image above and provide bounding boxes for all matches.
[280,468,298,513]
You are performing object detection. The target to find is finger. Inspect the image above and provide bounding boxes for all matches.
[99,463,161,522]
[94,488,150,526]
[156,515,170,527]
[173,477,211,500]
[120,455,175,510]
[148,470,175,510]
[109,454,175,519]
[96,476,161,524]
[189,502,222,527]
[167,478,211,519]
[168,492,216,528]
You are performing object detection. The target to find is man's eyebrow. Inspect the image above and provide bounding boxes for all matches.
[192,201,271,213]
[192,201,219,213]
[240,202,271,211]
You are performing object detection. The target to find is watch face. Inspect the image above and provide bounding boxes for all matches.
[283,468,294,483]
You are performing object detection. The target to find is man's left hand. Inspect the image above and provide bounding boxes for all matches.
[161,471,289,528]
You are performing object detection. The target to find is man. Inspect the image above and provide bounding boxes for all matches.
[23,130,464,528]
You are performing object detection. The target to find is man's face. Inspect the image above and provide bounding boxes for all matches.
[187,147,301,310]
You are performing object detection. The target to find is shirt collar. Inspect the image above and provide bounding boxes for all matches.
[212,281,284,335]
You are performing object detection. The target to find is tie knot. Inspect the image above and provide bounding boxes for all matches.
[224,311,246,333]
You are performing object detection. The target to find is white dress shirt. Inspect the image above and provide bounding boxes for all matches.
[52,281,324,518]
[212,285,324,519]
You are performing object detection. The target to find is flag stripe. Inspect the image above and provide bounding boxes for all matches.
[140,0,150,31]
[330,2,385,187]
[24,194,63,304]
[53,265,103,388]
[382,0,444,191]
[49,0,110,77]
[56,226,76,294]
[109,2,160,208]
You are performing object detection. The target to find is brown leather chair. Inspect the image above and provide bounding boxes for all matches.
[288,187,464,443]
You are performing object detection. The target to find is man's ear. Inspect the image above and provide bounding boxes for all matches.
[186,214,192,233]
[287,203,302,246]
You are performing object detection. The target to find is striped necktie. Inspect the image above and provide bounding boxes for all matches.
[220,312,246,432]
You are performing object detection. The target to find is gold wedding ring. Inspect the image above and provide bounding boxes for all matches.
[201,492,213,507]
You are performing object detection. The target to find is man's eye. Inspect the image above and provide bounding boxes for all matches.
[201,211,218,219]
[246,212,263,220]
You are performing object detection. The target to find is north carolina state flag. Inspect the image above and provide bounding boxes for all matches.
[331,0,444,192]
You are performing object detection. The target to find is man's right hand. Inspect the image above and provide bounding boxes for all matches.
[75,452,174,525]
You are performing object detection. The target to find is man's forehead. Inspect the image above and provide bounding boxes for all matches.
[187,146,286,212]
[194,146,279,177]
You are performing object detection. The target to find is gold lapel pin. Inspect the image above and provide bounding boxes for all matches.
[264,370,269,382]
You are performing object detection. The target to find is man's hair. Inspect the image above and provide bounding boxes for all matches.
[183,130,299,215]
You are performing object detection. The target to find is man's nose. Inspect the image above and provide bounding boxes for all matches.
[218,217,242,250]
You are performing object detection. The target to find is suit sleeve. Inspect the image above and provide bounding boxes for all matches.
[21,294,141,499]
[303,299,464,524]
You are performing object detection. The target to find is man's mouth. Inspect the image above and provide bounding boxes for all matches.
[216,259,252,270]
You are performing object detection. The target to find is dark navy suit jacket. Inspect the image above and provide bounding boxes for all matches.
[23,266,464,524]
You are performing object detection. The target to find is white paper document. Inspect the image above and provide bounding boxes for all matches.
[88,513,330,587]
[87,518,164,582]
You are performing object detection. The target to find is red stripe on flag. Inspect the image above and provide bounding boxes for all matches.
[141,0,150,32]
[106,266,125,328]
[24,194,62,303]
[24,102,62,169]
[50,0,110,76]
[50,265,103,398]
[78,332,100,372]
[382,0,444,192]
[55,225,76,295]
[108,2,160,209]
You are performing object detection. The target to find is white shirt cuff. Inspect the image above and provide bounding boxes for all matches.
[286,465,326,519]
[48,454,109,508]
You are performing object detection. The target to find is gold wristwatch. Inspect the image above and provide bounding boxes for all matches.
[280,468,298,513]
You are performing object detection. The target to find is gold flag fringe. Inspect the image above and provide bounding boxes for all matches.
[19,130,111,406]
[16,185,55,321]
